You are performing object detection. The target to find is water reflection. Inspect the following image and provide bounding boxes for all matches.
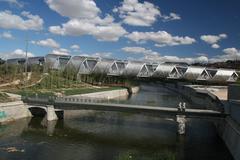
[0,84,234,160]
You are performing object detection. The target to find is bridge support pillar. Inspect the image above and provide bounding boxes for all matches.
[46,105,58,121]
[176,115,186,135]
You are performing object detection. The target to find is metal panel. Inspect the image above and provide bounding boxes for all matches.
[78,57,98,75]
[153,64,182,79]
[58,56,71,70]
[66,56,86,71]
[45,54,60,69]
[124,61,145,77]
[108,60,127,76]
[138,63,154,77]
[93,58,115,75]
[28,57,45,66]
[6,58,25,65]
[45,54,70,70]
[183,66,206,80]
[211,69,239,82]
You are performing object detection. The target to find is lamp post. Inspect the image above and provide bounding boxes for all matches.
[24,35,29,98]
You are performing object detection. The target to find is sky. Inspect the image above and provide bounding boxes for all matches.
[0,0,240,64]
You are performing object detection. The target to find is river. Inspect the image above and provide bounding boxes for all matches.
[0,84,233,160]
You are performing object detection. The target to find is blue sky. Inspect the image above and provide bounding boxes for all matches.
[0,0,240,63]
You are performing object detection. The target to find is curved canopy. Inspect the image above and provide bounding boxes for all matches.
[45,54,71,70]
[93,58,115,75]
[153,64,183,79]
[3,54,239,83]
[66,56,86,71]
[78,57,98,75]
[211,69,239,82]
[183,66,208,80]
[124,61,145,77]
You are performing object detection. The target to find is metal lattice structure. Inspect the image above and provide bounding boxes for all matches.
[4,54,239,83]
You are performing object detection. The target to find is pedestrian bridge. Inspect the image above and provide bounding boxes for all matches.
[23,96,227,135]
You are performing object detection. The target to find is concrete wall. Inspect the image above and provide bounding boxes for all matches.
[229,100,240,125]
[0,101,32,124]
[216,84,240,160]
[228,84,240,124]
[228,84,240,101]
[166,83,240,160]
[68,89,129,100]
[68,86,140,100]
[217,117,240,160]
[164,83,223,111]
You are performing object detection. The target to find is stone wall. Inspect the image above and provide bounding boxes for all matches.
[0,101,32,124]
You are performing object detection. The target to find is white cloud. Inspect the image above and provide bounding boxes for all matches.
[50,48,70,55]
[126,31,196,47]
[142,55,208,64]
[45,0,100,19]
[200,33,227,49]
[206,48,240,63]
[0,0,23,7]
[223,47,239,55]
[113,0,180,27]
[0,31,14,39]
[122,46,208,64]
[92,52,112,58]
[122,46,159,57]
[47,0,127,41]
[31,38,60,48]
[113,0,160,26]
[0,10,44,31]
[77,52,112,58]
[211,44,220,49]
[49,16,127,42]
[162,12,181,22]
[70,44,80,50]
[0,49,34,59]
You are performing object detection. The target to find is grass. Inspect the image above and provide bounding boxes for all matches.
[2,71,128,97]
[7,75,125,97]
[10,86,123,97]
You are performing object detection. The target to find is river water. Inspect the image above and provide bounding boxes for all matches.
[0,84,233,160]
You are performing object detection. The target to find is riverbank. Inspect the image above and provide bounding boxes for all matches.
[0,86,140,123]
[164,82,240,160]
[64,86,140,119]
[163,83,224,111]
[67,86,140,100]
[0,101,32,124]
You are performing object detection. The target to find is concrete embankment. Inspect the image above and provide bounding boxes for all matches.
[67,86,140,100]
[163,83,224,111]
[64,86,140,119]
[218,84,240,160]
[0,101,32,124]
[164,82,240,160]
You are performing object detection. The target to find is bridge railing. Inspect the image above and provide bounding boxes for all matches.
[23,95,174,107]
[55,97,126,104]
[23,95,150,106]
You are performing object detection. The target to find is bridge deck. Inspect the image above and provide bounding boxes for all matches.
[24,98,226,118]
